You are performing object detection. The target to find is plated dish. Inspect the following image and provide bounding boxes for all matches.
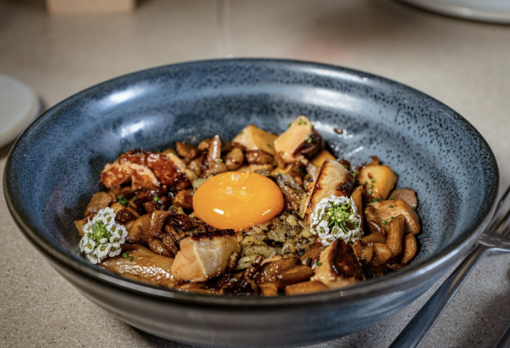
[4,59,498,346]
[76,116,421,296]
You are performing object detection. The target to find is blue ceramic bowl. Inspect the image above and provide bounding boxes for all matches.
[4,59,498,347]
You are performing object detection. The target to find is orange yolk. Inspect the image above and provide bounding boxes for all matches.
[193,171,284,230]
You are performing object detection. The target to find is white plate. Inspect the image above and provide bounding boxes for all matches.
[0,74,40,148]
[398,0,510,23]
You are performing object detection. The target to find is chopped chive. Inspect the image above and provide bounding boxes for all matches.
[390,216,394,221]
[316,261,322,266]
[372,198,379,203]
[382,220,388,225]
[368,189,373,195]
[156,148,162,153]
[306,138,312,144]
[117,195,128,207]
[132,197,137,202]
[390,197,395,201]
[369,185,373,189]
[287,122,292,127]
[370,177,375,183]
[295,167,302,172]
[389,205,394,208]
[343,164,348,169]
[217,158,223,162]
[122,252,128,258]
[153,196,159,202]
[238,130,243,135]
[129,255,133,261]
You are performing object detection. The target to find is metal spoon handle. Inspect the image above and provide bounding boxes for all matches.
[493,321,510,348]
[389,244,490,348]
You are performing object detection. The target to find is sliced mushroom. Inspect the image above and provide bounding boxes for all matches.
[115,209,137,224]
[245,149,274,165]
[366,219,385,235]
[362,231,386,244]
[350,186,364,227]
[225,147,244,171]
[173,190,193,210]
[204,135,228,177]
[357,165,397,201]
[148,238,173,257]
[84,192,112,217]
[127,214,151,244]
[276,173,305,213]
[300,243,324,267]
[275,265,314,290]
[372,243,393,266]
[253,257,300,284]
[389,188,418,210]
[302,159,354,223]
[386,215,405,257]
[101,244,177,288]
[232,124,278,155]
[259,283,279,297]
[365,199,421,235]
[284,281,328,295]
[311,239,365,289]
[176,142,198,160]
[74,217,88,237]
[237,164,273,173]
[360,244,374,263]
[402,233,418,265]
[149,210,172,237]
[188,156,204,177]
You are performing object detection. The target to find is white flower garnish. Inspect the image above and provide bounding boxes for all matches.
[310,195,362,246]
[79,207,127,264]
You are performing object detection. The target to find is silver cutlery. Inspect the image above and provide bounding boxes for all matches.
[390,186,510,348]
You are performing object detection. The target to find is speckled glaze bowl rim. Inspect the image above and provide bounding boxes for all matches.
[4,58,499,308]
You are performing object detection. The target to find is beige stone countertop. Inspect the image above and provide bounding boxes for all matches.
[1,0,510,347]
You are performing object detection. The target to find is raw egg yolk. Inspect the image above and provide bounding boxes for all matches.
[193,171,284,230]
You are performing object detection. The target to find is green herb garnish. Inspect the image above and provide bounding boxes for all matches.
[153,196,159,202]
[117,195,128,207]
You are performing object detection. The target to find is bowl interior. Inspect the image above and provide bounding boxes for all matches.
[5,59,498,299]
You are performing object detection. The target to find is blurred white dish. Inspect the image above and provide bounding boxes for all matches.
[399,0,510,23]
[0,74,40,148]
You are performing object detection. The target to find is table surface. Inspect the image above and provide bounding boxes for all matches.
[1,0,509,347]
